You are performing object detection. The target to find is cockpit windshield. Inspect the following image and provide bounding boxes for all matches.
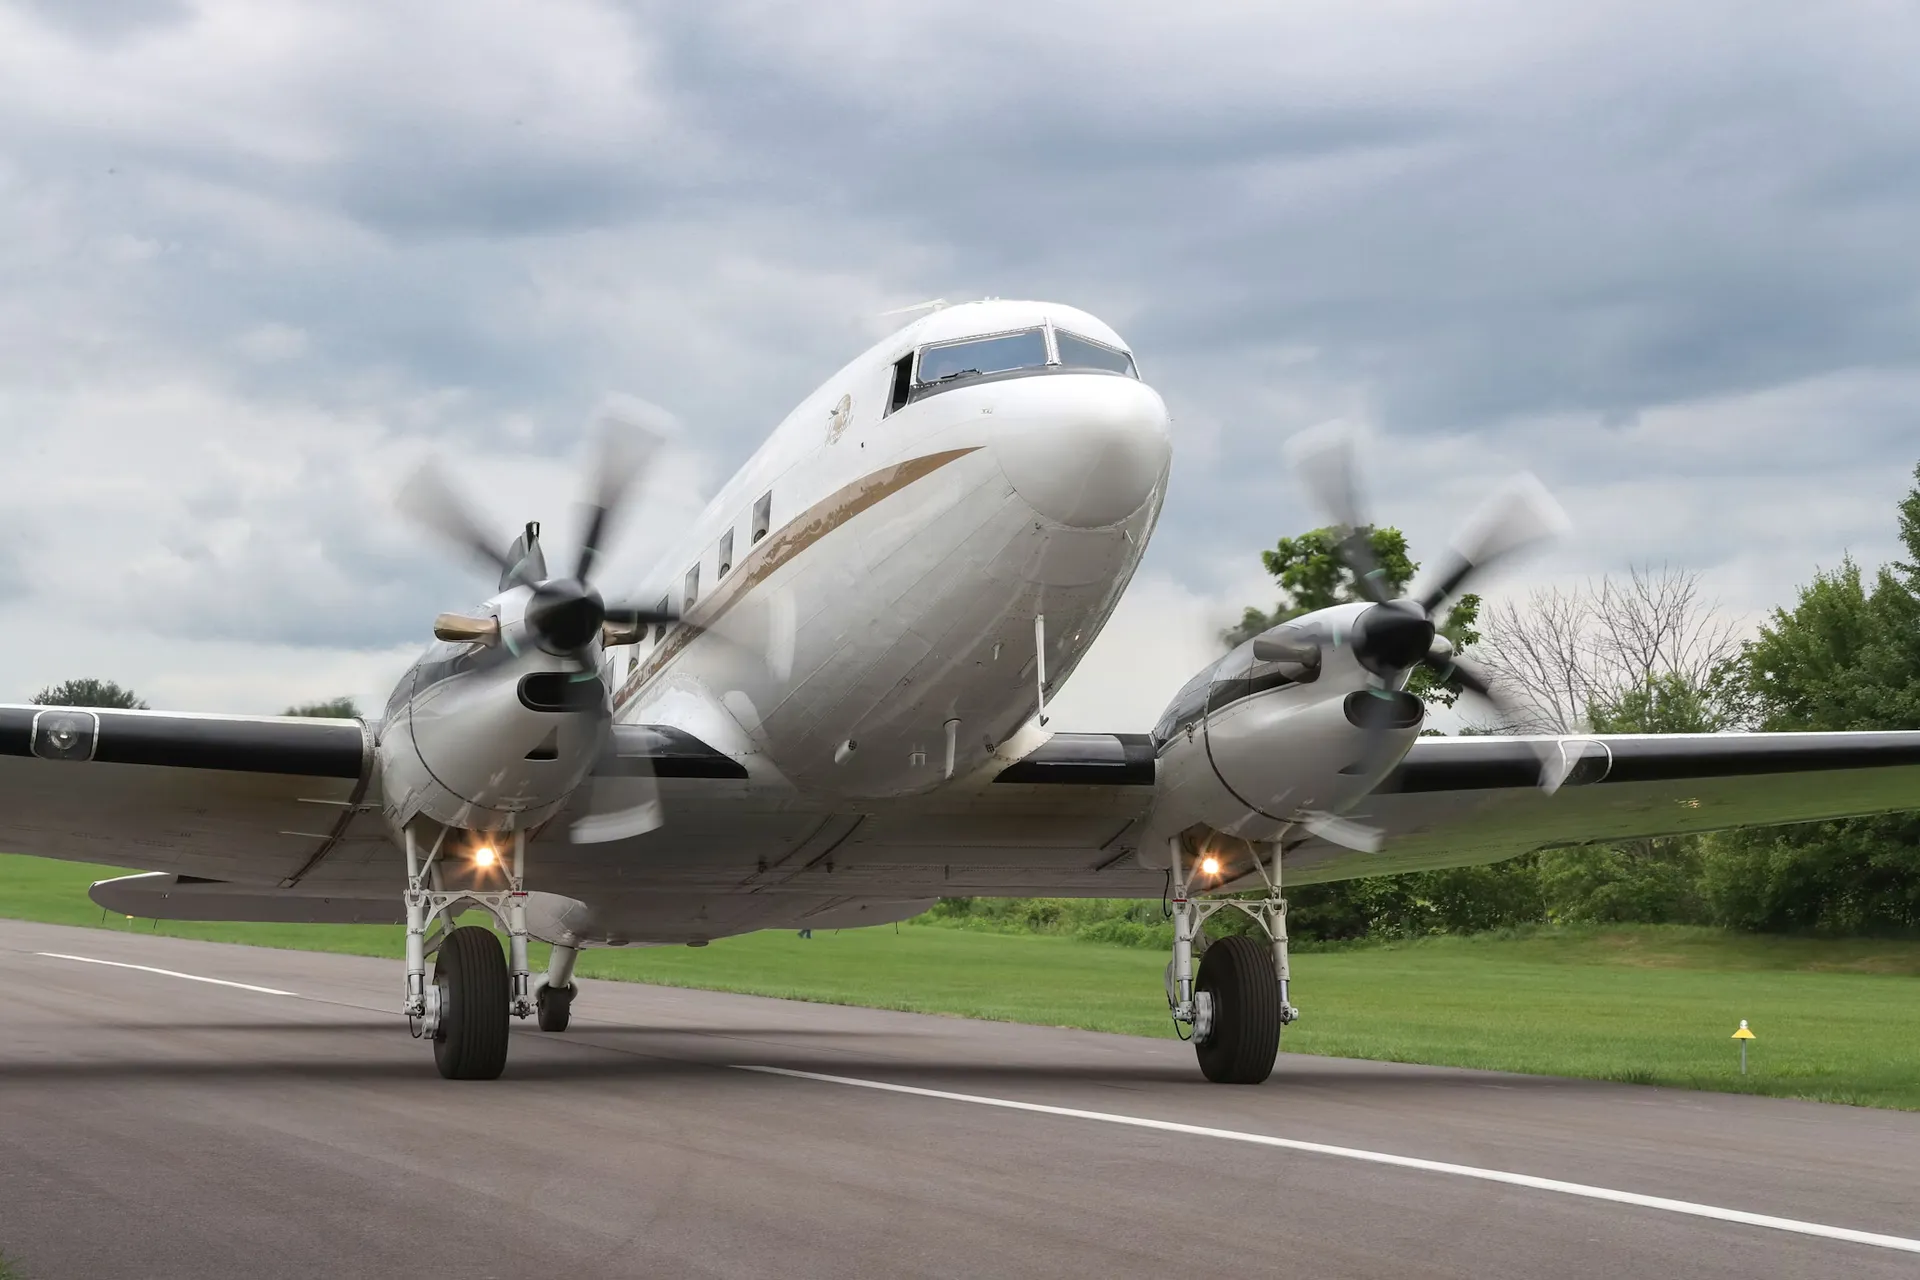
[898,322,1141,409]
[1055,330,1137,377]
[917,328,1050,386]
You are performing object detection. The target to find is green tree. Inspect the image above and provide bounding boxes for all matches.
[284,696,361,719]
[1699,470,1920,934]
[31,678,147,709]
[1225,524,1481,709]
[1588,669,1738,736]
[1527,670,1725,926]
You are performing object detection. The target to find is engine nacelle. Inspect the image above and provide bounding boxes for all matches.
[1146,603,1426,845]
[380,639,610,836]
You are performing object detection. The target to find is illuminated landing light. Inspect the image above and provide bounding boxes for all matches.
[474,846,497,869]
[1200,855,1222,877]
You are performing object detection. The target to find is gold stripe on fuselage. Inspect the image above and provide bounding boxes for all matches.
[614,446,983,712]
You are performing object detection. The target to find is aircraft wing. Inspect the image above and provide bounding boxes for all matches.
[1277,730,1920,883]
[20,705,1920,929]
[0,704,372,886]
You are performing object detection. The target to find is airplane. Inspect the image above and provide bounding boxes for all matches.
[7,298,1920,1084]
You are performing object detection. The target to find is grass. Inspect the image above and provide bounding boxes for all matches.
[7,854,1919,1109]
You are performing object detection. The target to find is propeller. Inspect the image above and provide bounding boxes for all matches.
[1280,422,1570,791]
[398,410,684,843]
[400,420,681,669]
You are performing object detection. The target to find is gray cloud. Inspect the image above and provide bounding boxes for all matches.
[0,0,1917,714]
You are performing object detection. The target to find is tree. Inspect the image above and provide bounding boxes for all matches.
[31,679,147,709]
[1473,565,1745,733]
[1526,671,1720,926]
[1698,467,1920,933]
[1226,524,1481,708]
[1446,566,1747,926]
[285,697,361,719]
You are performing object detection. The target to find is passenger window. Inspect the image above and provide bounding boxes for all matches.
[1055,330,1137,377]
[684,564,700,609]
[752,492,772,544]
[888,353,914,414]
[717,528,734,578]
[650,595,669,644]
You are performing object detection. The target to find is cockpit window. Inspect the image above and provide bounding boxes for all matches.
[1055,330,1137,377]
[917,328,1049,387]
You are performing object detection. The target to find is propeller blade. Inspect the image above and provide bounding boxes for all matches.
[570,775,665,843]
[1421,651,1570,793]
[574,412,662,584]
[433,613,501,645]
[1417,472,1570,614]
[397,459,514,577]
[1434,650,1495,699]
[1283,423,1391,604]
[1344,687,1417,783]
[570,732,665,844]
[1284,422,1367,530]
[1296,809,1384,854]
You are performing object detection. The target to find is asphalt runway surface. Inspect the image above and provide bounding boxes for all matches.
[1,920,1915,1279]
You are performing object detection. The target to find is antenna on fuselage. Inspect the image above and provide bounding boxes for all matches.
[880,298,949,318]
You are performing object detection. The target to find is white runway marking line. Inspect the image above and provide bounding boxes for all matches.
[737,1065,1920,1256]
[35,952,297,997]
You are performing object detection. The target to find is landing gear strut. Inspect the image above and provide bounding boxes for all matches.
[1166,836,1299,1084]
[402,825,537,1080]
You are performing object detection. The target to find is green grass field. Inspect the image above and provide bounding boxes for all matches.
[5,853,1918,1109]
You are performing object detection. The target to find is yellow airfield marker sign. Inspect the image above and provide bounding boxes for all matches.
[1733,1019,1756,1074]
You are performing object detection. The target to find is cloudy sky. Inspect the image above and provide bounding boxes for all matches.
[2,0,1917,729]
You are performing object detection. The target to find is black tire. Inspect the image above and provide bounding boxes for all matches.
[432,925,510,1080]
[1193,934,1281,1085]
[536,983,574,1033]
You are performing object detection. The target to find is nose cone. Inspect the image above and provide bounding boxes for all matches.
[994,376,1172,528]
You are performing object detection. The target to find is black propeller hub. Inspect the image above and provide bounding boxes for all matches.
[527,578,607,653]
[1351,600,1436,677]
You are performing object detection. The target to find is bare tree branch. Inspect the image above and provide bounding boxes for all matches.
[1472,565,1742,734]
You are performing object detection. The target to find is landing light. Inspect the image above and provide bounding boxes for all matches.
[474,846,497,868]
[1200,855,1221,877]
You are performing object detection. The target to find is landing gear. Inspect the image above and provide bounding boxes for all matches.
[402,825,538,1080]
[536,983,575,1032]
[1166,836,1300,1085]
[1194,936,1281,1084]
[535,942,579,1032]
[433,925,511,1079]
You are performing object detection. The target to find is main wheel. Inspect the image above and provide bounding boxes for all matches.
[432,925,510,1080]
[1193,934,1281,1085]
[536,982,574,1032]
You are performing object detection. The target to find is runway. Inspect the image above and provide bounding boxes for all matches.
[1,919,1914,1279]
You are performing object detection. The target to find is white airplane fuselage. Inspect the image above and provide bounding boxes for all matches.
[383,300,1172,831]
[617,299,1170,799]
